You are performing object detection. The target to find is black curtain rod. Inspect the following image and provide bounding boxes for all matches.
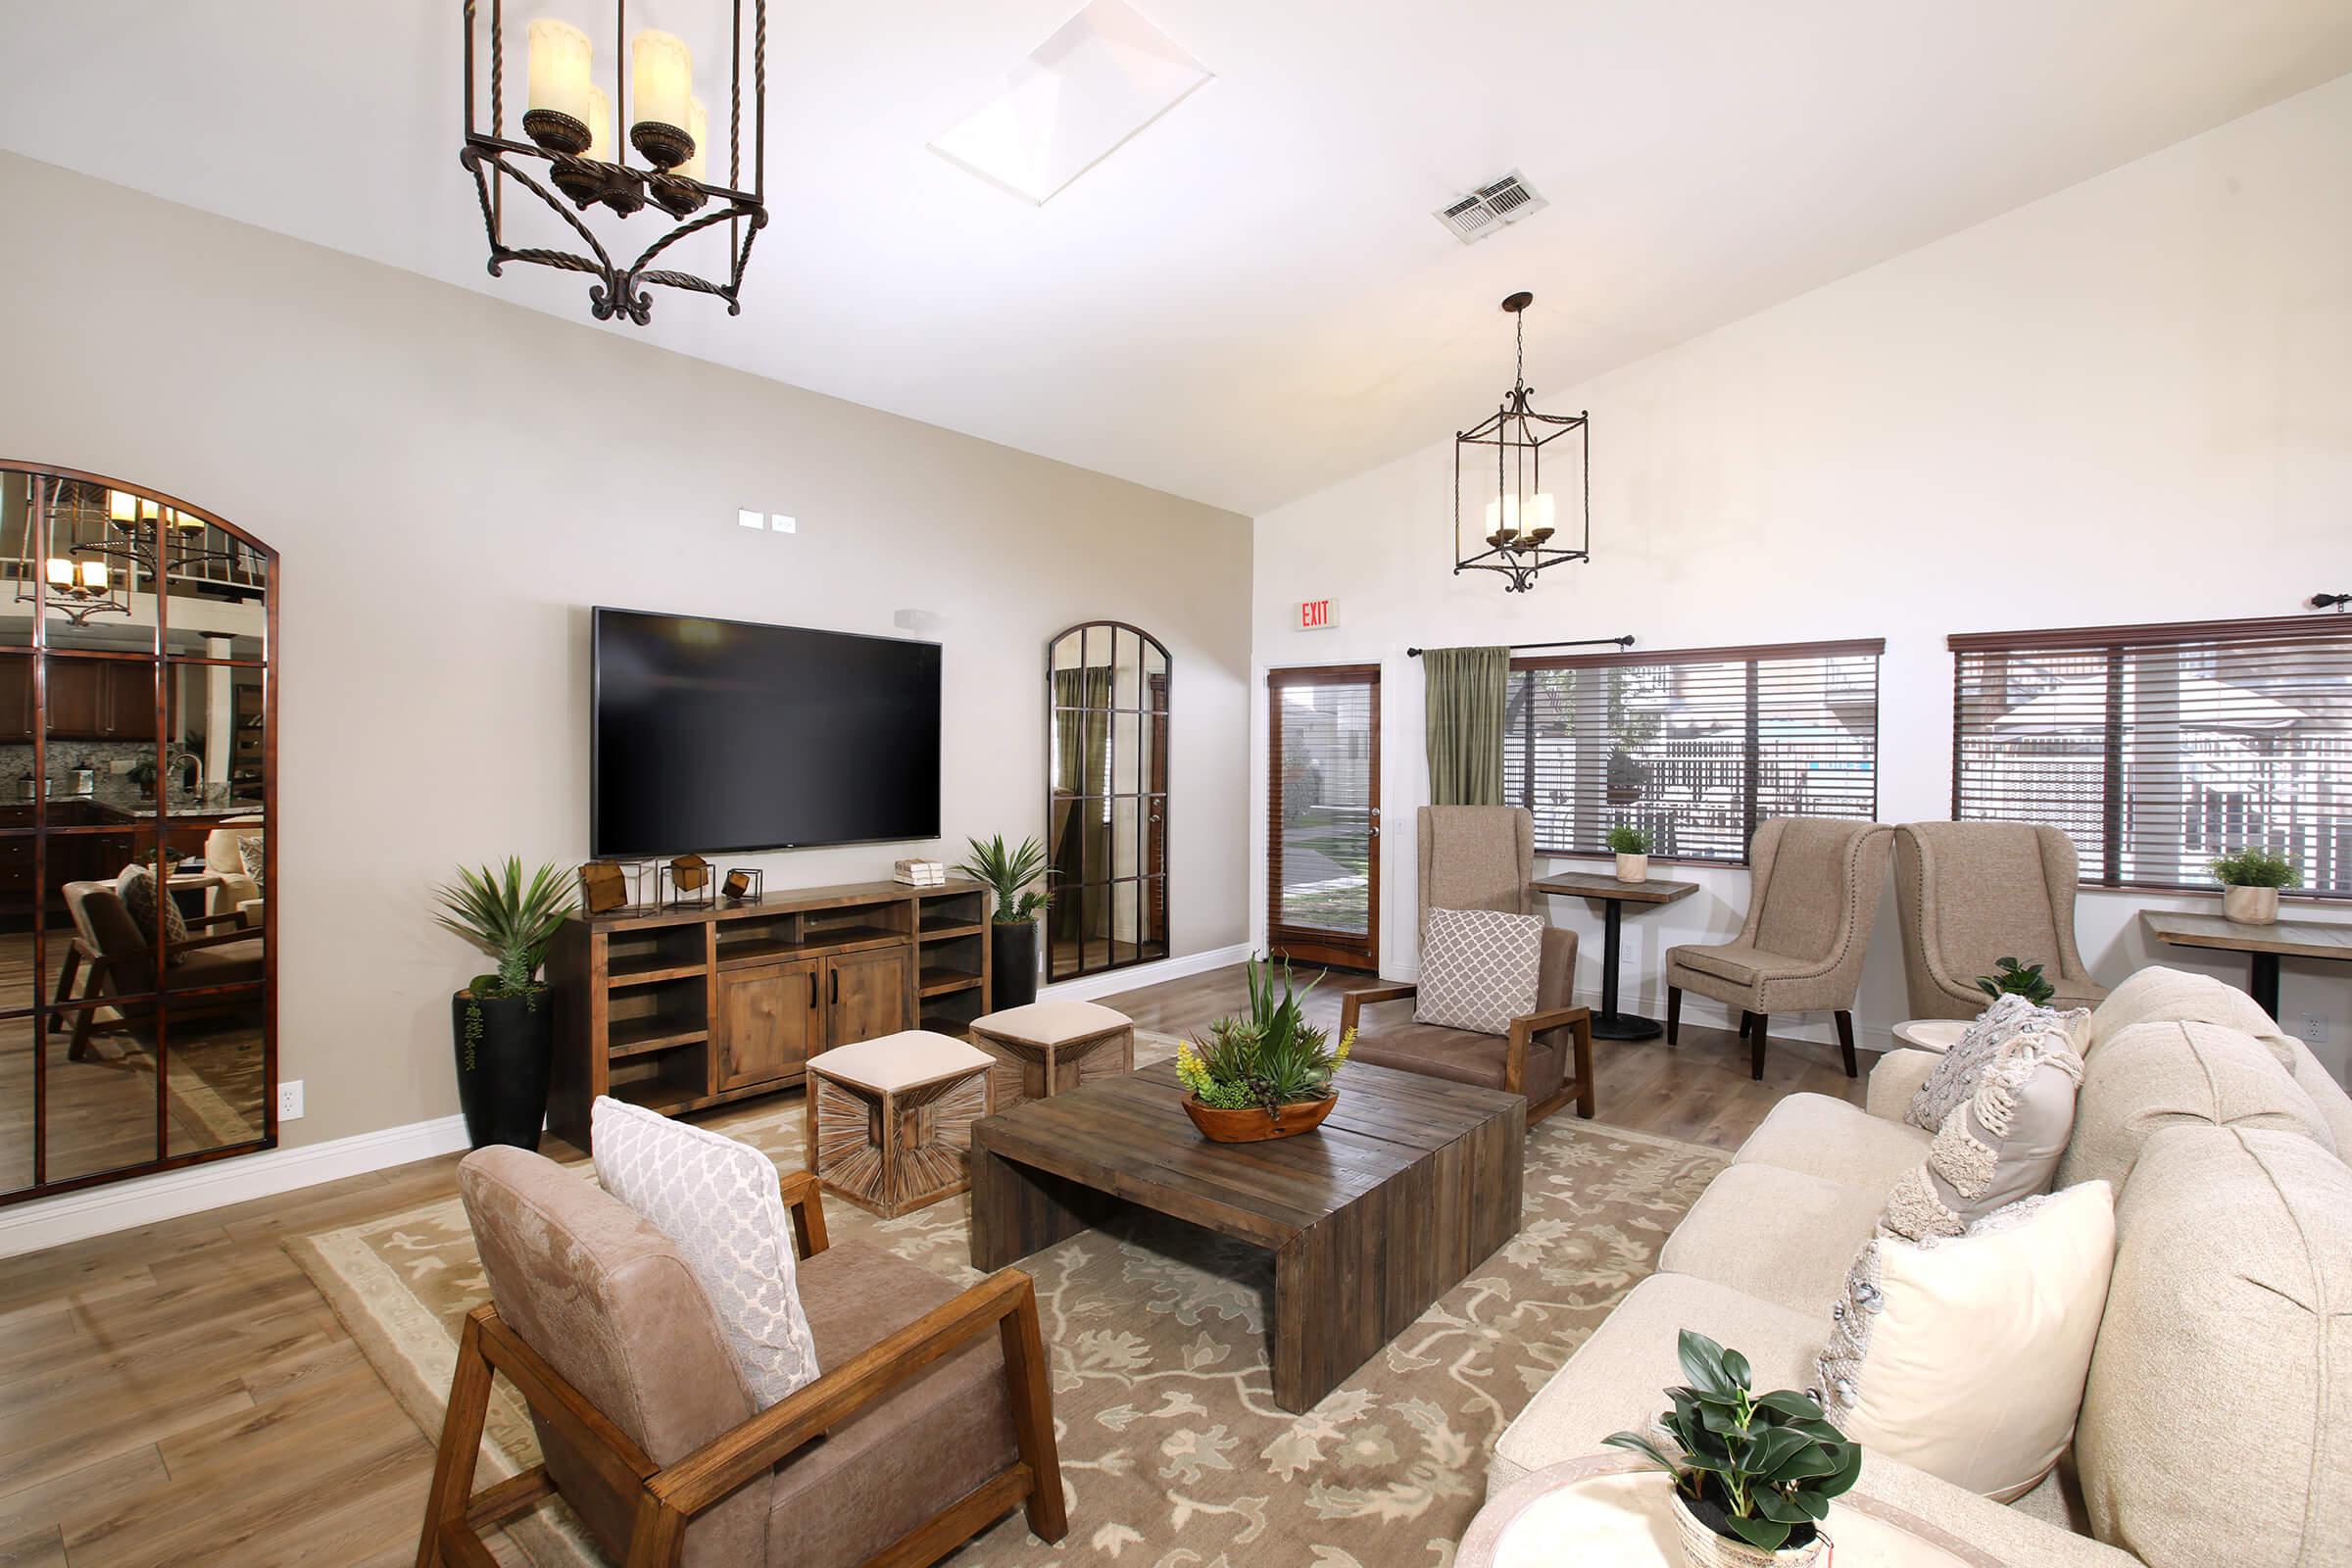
[1406,635,1635,657]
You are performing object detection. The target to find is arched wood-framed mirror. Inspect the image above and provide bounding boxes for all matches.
[0,462,276,1204]
[1046,621,1168,982]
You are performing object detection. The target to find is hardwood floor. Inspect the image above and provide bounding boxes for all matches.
[0,961,1868,1567]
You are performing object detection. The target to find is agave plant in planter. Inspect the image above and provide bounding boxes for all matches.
[1605,1330,1862,1567]
[1174,956,1354,1142]
[952,833,1052,1007]
[435,858,574,1152]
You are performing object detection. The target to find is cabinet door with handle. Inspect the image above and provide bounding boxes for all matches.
[713,957,822,1092]
[823,946,910,1049]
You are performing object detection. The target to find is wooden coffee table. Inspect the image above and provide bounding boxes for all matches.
[969,1057,1525,1413]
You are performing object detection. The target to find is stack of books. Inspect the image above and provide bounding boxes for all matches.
[892,858,948,887]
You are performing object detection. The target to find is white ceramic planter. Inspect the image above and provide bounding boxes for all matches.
[2221,884,2279,925]
[1615,853,1649,883]
[1669,1491,1825,1568]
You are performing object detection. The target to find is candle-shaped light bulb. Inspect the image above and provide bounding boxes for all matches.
[1523,492,1556,539]
[138,498,159,524]
[44,558,74,589]
[630,29,695,168]
[524,19,595,152]
[681,96,710,182]
[108,490,136,523]
[79,560,107,592]
[585,84,613,163]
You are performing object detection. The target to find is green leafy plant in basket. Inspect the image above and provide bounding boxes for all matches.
[1605,1330,1862,1557]
[1175,955,1354,1118]
[1975,955,2055,1007]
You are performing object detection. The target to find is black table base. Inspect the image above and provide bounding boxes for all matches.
[1590,897,1663,1040]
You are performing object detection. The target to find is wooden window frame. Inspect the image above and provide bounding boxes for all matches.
[1506,638,1885,868]
[1950,614,2352,899]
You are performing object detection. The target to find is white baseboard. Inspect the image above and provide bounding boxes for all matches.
[1039,942,1254,1004]
[0,1112,473,1260]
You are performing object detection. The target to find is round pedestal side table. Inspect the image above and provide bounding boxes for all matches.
[1458,1454,2005,1568]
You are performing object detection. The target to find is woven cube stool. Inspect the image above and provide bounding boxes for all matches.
[804,1031,995,1218]
[969,1000,1136,1113]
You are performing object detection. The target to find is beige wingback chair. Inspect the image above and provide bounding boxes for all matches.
[1892,821,2109,1019]
[203,819,263,919]
[1664,818,1893,1082]
[1340,806,1592,1122]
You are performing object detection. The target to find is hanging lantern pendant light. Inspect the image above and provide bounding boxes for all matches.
[1452,291,1590,593]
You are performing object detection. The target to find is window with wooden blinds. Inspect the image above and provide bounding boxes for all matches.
[1951,615,2352,897]
[1504,640,1883,863]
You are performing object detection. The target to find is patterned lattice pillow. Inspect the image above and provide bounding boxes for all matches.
[118,862,190,959]
[1906,992,2087,1132]
[591,1096,819,1408]
[1415,906,1544,1036]
[236,833,265,890]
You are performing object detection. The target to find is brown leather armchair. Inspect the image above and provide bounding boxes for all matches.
[59,878,263,1059]
[1340,806,1592,1123]
[418,1149,1066,1568]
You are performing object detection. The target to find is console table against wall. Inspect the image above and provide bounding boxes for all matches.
[547,877,992,1152]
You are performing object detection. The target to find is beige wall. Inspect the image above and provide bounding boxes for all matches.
[0,151,1253,1149]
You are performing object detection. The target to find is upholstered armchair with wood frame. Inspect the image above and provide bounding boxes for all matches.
[1339,805,1593,1123]
[416,1148,1066,1568]
[1663,817,1893,1082]
[1891,819,2110,1020]
[59,878,263,1060]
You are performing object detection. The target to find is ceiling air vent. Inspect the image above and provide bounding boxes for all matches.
[1434,171,1548,244]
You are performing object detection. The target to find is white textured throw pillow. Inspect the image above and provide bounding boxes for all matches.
[1415,906,1543,1036]
[1906,993,2086,1133]
[591,1096,820,1408]
[1816,1181,2116,1501]
[1882,1025,2084,1241]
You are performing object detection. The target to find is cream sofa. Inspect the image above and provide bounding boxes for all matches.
[1489,967,2352,1566]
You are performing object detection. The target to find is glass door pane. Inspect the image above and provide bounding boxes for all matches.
[1268,666,1381,971]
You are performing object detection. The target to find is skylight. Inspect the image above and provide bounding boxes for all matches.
[928,0,1212,205]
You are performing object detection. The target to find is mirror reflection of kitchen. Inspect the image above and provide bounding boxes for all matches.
[0,471,270,1192]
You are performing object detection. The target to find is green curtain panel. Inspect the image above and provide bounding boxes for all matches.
[1423,646,1509,806]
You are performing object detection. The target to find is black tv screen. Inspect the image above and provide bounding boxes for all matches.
[592,608,942,857]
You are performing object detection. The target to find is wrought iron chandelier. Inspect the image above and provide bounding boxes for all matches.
[461,1,767,325]
[12,480,238,628]
[1453,291,1590,593]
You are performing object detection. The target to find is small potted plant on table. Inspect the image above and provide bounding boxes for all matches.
[1975,955,2056,1006]
[1175,956,1353,1142]
[1608,822,1651,883]
[435,858,574,1152]
[1605,1330,1862,1568]
[954,833,1051,1007]
[2210,846,2296,926]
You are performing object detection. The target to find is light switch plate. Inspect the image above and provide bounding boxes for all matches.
[738,508,766,530]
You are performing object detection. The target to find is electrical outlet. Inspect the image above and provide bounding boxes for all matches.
[2297,1013,2331,1047]
[277,1079,304,1121]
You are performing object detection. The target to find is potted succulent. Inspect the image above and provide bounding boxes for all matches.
[1605,1330,1862,1568]
[2210,846,2296,926]
[953,833,1051,1008]
[1175,955,1353,1142]
[434,858,574,1152]
[1607,822,1651,883]
[1975,955,2056,1006]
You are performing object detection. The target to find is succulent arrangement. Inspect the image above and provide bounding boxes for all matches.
[1176,955,1353,1117]
[1975,955,2055,1007]
[1605,822,1652,855]
[1605,1330,1862,1555]
[2210,846,2297,889]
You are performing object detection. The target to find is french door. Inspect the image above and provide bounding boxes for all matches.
[1266,664,1381,971]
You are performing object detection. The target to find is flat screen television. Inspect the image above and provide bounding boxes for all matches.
[592,608,942,857]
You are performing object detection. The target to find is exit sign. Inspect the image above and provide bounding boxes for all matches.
[1298,599,1335,630]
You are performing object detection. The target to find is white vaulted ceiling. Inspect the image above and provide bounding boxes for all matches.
[2,2,2348,514]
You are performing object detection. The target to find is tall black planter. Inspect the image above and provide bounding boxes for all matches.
[452,988,555,1152]
[991,920,1039,1008]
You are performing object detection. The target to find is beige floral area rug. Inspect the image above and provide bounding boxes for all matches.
[287,1032,1724,1567]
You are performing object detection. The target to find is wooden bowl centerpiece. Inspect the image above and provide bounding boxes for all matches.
[1174,955,1354,1145]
